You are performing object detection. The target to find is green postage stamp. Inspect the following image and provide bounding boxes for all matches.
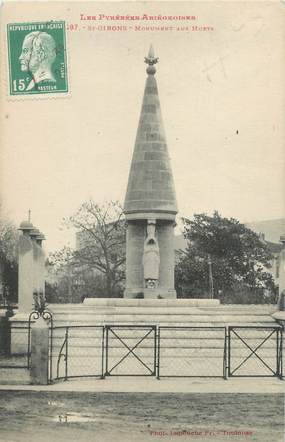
[7,21,68,96]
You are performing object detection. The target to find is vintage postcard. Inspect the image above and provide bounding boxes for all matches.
[0,1,284,441]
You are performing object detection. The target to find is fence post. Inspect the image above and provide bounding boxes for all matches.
[281,326,284,380]
[227,327,231,378]
[65,328,69,381]
[30,317,49,385]
[105,326,110,376]
[223,327,228,380]
[0,309,12,355]
[101,326,105,379]
[156,326,160,380]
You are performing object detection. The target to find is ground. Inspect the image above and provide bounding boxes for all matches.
[0,391,283,442]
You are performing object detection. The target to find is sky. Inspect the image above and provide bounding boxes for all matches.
[1,1,285,252]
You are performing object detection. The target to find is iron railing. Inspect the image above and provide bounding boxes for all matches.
[157,326,227,379]
[105,325,157,377]
[52,325,228,381]
[228,326,283,378]
[52,325,105,381]
[1,321,283,383]
[50,324,284,382]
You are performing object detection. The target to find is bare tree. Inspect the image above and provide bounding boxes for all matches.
[50,200,126,297]
[0,209,19,302]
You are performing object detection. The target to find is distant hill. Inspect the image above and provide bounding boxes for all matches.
[174,218,285,251]
[246,218,285,243]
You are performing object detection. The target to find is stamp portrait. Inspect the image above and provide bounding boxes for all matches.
[7,21,68,95]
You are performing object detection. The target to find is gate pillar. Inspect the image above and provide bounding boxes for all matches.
[30,317,49,384]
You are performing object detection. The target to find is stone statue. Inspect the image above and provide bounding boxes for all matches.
[143,220,160,289]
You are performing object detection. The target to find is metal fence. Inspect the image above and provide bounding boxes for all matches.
[105,325,157,377]
[51,325,105,381]
[49,324,284,382]
[157,326,227,378]
[228,326,283,378]
[0,319,283,383]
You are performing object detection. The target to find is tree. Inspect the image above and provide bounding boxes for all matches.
[175,211,277,303]
[0,212,19,303]
[49,200,126,298]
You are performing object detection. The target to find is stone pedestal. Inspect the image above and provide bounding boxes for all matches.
[84,298,220,307]
[18,234,34,313]
[143,288,177,299]
[124,219,176,299]
[10,223,46,354]
[10,232,34,354]
[17,223,46,315]
[156,221,176,296]
[125,220,145,297]
[33,240,46,298]
[30,317,49,385]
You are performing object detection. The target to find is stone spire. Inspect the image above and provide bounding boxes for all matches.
[124,45,178,219]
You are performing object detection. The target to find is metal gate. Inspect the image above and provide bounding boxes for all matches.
[228,326,283,378]
[105,325,157,376]
[52,325,105,381]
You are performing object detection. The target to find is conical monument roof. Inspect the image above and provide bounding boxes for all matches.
[124,46,178,219]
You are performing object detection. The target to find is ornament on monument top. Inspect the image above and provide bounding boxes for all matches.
[19,220,34,232]
[30,228,41,239]
[144,44,159,75]
[19,209,34,232]
[35,231,46,247]
[36,232,46,241]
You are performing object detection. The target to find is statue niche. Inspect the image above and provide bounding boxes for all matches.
[143,220,160,289]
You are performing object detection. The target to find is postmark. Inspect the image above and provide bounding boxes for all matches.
[7,21,68,96]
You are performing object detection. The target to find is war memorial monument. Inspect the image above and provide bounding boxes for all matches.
[124,45,178,299]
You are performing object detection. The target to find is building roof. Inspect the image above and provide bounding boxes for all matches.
[266,241,283,254]
[124,46,178,218]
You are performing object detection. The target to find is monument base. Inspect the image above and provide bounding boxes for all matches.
[124,287,177,299]
[83,297,220,307]
[271,310,285,325]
